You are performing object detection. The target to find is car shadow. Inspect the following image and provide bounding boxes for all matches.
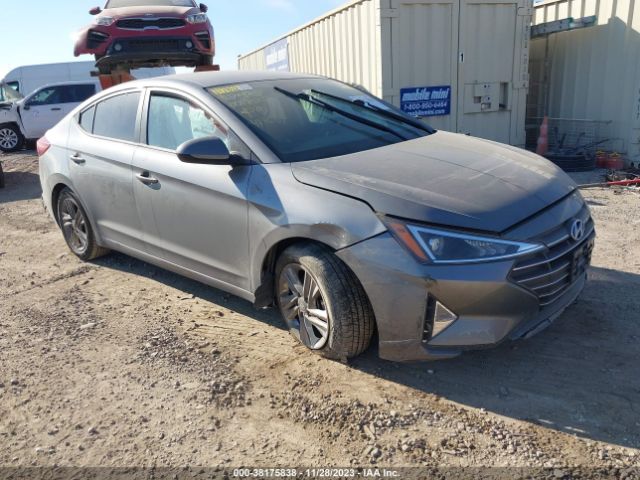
[0,170,41,203]
[95,249,640,449]
[351,266,640,449]
[94,252,285,331]
[0,151,41,203]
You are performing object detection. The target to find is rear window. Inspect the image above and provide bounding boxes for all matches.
[106,0,195,7]
[93,92,141,142]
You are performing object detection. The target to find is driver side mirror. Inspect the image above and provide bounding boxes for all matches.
[199,3,208,12]
[89,6,102,15]
[177,137,244,165]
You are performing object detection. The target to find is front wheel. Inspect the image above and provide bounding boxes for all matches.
[56,188,109,261]
[0,125,24,153]
[275,243,375,359]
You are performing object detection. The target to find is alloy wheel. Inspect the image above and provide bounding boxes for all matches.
[0,128,19,151]
[278,264,330,350]
[60,196,89,254]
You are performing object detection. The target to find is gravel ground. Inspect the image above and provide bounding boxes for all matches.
[0,152,639,478]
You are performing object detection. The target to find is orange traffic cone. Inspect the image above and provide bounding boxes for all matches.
[536,116,549,156]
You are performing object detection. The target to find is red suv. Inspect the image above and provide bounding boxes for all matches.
[74,0,215,73]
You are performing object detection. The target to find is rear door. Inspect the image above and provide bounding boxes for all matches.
[21,84,97,139]
[67,90,147,252]
[132,89,254,291]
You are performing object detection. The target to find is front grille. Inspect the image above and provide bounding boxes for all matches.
[87,30,109,48]
[117,18,185,29]
[510,205,595,307]
[127,39,181,52]
[194,31,211,49]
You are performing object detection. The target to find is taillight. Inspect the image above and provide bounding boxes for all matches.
[37,137,51,156]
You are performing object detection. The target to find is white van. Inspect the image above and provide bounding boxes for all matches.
[0,62,175,152]
[0,80,101,152]
[0,61,174,100]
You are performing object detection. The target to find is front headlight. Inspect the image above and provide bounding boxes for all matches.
[384,218,543,264]
[186,13,208,24]
[95,16,115,26]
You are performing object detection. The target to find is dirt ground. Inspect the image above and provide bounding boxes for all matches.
[1,151,639,478]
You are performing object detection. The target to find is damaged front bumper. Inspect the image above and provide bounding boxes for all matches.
[337,232,590,362]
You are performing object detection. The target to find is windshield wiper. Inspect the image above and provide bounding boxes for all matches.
[274,87,408,141]
[309,89,435,134]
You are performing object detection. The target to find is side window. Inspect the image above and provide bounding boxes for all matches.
[93,92,141,142]
[62,84,97,104]
[79,106,96,133]
[147,93,250,158]
[27,86,65,106]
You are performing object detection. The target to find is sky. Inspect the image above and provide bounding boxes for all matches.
[0,0,345,78]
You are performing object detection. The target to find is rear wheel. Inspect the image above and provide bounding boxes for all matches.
[56,188,109,261]
[275,243,375,360]
[0,125,24,153]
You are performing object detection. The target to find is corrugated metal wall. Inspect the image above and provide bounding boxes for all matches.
[530,0,640,161]
[288,0,382,96]
[238,0,532,146]
[238,0,383,96]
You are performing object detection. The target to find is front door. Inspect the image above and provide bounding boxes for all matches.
[132,90,253,292]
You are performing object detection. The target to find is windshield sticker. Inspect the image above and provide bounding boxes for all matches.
[210,84,253,96]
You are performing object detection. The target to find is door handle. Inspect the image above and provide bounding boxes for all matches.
[51,108,62,111]
[136,172,159,185]
[70,154,86,165]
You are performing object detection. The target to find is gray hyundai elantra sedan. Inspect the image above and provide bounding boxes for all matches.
[38,71,595,361]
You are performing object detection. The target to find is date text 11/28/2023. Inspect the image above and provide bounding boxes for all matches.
[232,468,401,478]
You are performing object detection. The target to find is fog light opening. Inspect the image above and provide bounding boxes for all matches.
[423,295,458,343]
[114,43,123,52]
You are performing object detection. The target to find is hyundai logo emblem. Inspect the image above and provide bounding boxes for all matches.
[570,219,585,242]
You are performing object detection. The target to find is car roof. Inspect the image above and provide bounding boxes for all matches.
[108,70,321,93]
[168,70,320,87]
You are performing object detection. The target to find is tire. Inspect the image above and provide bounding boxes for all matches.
[56,188,109,261]
[275,243,375,360]
[0,124,24,153]
[0,162,5,189]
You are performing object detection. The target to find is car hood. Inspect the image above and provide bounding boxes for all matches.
[291,131,576,233]
[102,5,197,18]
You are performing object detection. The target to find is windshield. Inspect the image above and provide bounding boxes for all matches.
[208,78,432,162]
[105,0,195,8]
[0,82,23,102]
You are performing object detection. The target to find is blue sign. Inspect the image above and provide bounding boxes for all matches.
[400,85,451,117]
[265,38,290,72]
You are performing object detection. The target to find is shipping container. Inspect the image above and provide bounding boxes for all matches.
[238,0,533,147]
[528,0,640,163]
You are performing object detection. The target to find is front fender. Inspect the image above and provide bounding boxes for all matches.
[247,163,386,293]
